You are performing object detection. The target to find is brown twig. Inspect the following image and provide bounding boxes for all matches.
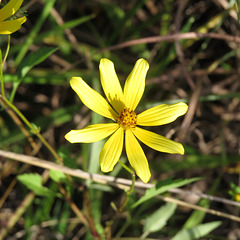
[1,149,240,211]
[0,97,41,155]
[58,184,89,227]
[83,187,101,239]
[0,178,17,209]
[174,0,196,90]
[0,97,88,236]
[0,193,35,240]
[178,79,202,141]
[102,32,240,52]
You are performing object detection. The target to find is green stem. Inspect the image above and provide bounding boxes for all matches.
[118,159,134,175]
[0,96,63,165]
[0,35,11,98]
[0,49,4,98]
[128,171,136,194]
[118,159,136,195]
[3,35,11,66]
[105,163,136,237]
[119,172,135,212]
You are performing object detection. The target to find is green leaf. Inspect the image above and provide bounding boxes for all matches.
[144,202,177,234]
[59,14,95,30]
[30,122,41,134]
[171,221,222,240]
[183,177,220,229]
[10,47,58,102]
[15,0,56,65]
[49,169,68,183]
[132,177,201,208]
[58,145,78,169]
[18,173,59,197]
[18,47,58,79]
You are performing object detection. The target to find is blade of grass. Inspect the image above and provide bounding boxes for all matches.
[107,0,147,44]
[10,47,58,101]
[183,177,221,229]
[171,221,222,240]
[15,0,56,66]
[132,177,201,208]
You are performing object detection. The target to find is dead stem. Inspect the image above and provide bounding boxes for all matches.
[102,32,240,52]
[1,149,240,223]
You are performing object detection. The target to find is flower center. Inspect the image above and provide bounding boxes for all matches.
[117,107,137,129]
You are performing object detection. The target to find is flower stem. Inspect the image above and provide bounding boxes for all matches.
[105,171,135,238]
[0,49,4,98]
[128,171,136,194]
[117,160,136,212]
[0,35,11,98]
[118,159,136,196]
[118,159,134,175]
[119,171,135,213]
[3,35,11,66]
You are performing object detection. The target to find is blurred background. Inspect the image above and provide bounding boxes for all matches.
[1,0,240,239]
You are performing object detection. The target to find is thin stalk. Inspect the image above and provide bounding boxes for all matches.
[0,35,11,98]
[0,49,4,97]
[119,172,135,213]
[2,35,11,66]
[105,161,136,238]
[0,193,35,240]
[0,96,63,165]
[58,184,89,227]
[118,159,134,175]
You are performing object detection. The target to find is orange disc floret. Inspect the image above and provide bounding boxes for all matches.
[117,107,137,130]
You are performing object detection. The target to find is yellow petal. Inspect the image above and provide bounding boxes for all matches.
[70,77,117,120]
[99,58,125,113]
[137,102,188,126]
[0,0,24,21]
[133,127,184,155]
[125,129,151,183]
[65,123,119,143]
[0,16,26,35]
[123,59,149,111]
[100,127,124,172]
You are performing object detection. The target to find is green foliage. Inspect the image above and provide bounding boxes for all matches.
[15,0,57,65]
[18,47,59,79]
[49,169,68,183]
[10,47,58,101]
[143,202,177,237]
[1,0,239,239]
[183,178,221,229]
[0,49,3,97]
[229,182,240,201]
[17,173,61,198]
[132,178,201,208]
[171,221,222,240]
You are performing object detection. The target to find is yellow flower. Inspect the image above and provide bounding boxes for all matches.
[0,0,26,35]
[65,58,188,183]
[235,193,240,202]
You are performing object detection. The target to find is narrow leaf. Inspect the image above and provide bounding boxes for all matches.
[10,47,58,101]
[18,173,58,197]
[144,202,177,233]
[18,47,58,79]
[59,14,95,30]
[49,169,68,183]
[171,221,221,240]
[132,177,201,208]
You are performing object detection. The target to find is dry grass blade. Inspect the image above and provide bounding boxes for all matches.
[1,149,240,223]
[102,32,240,51]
